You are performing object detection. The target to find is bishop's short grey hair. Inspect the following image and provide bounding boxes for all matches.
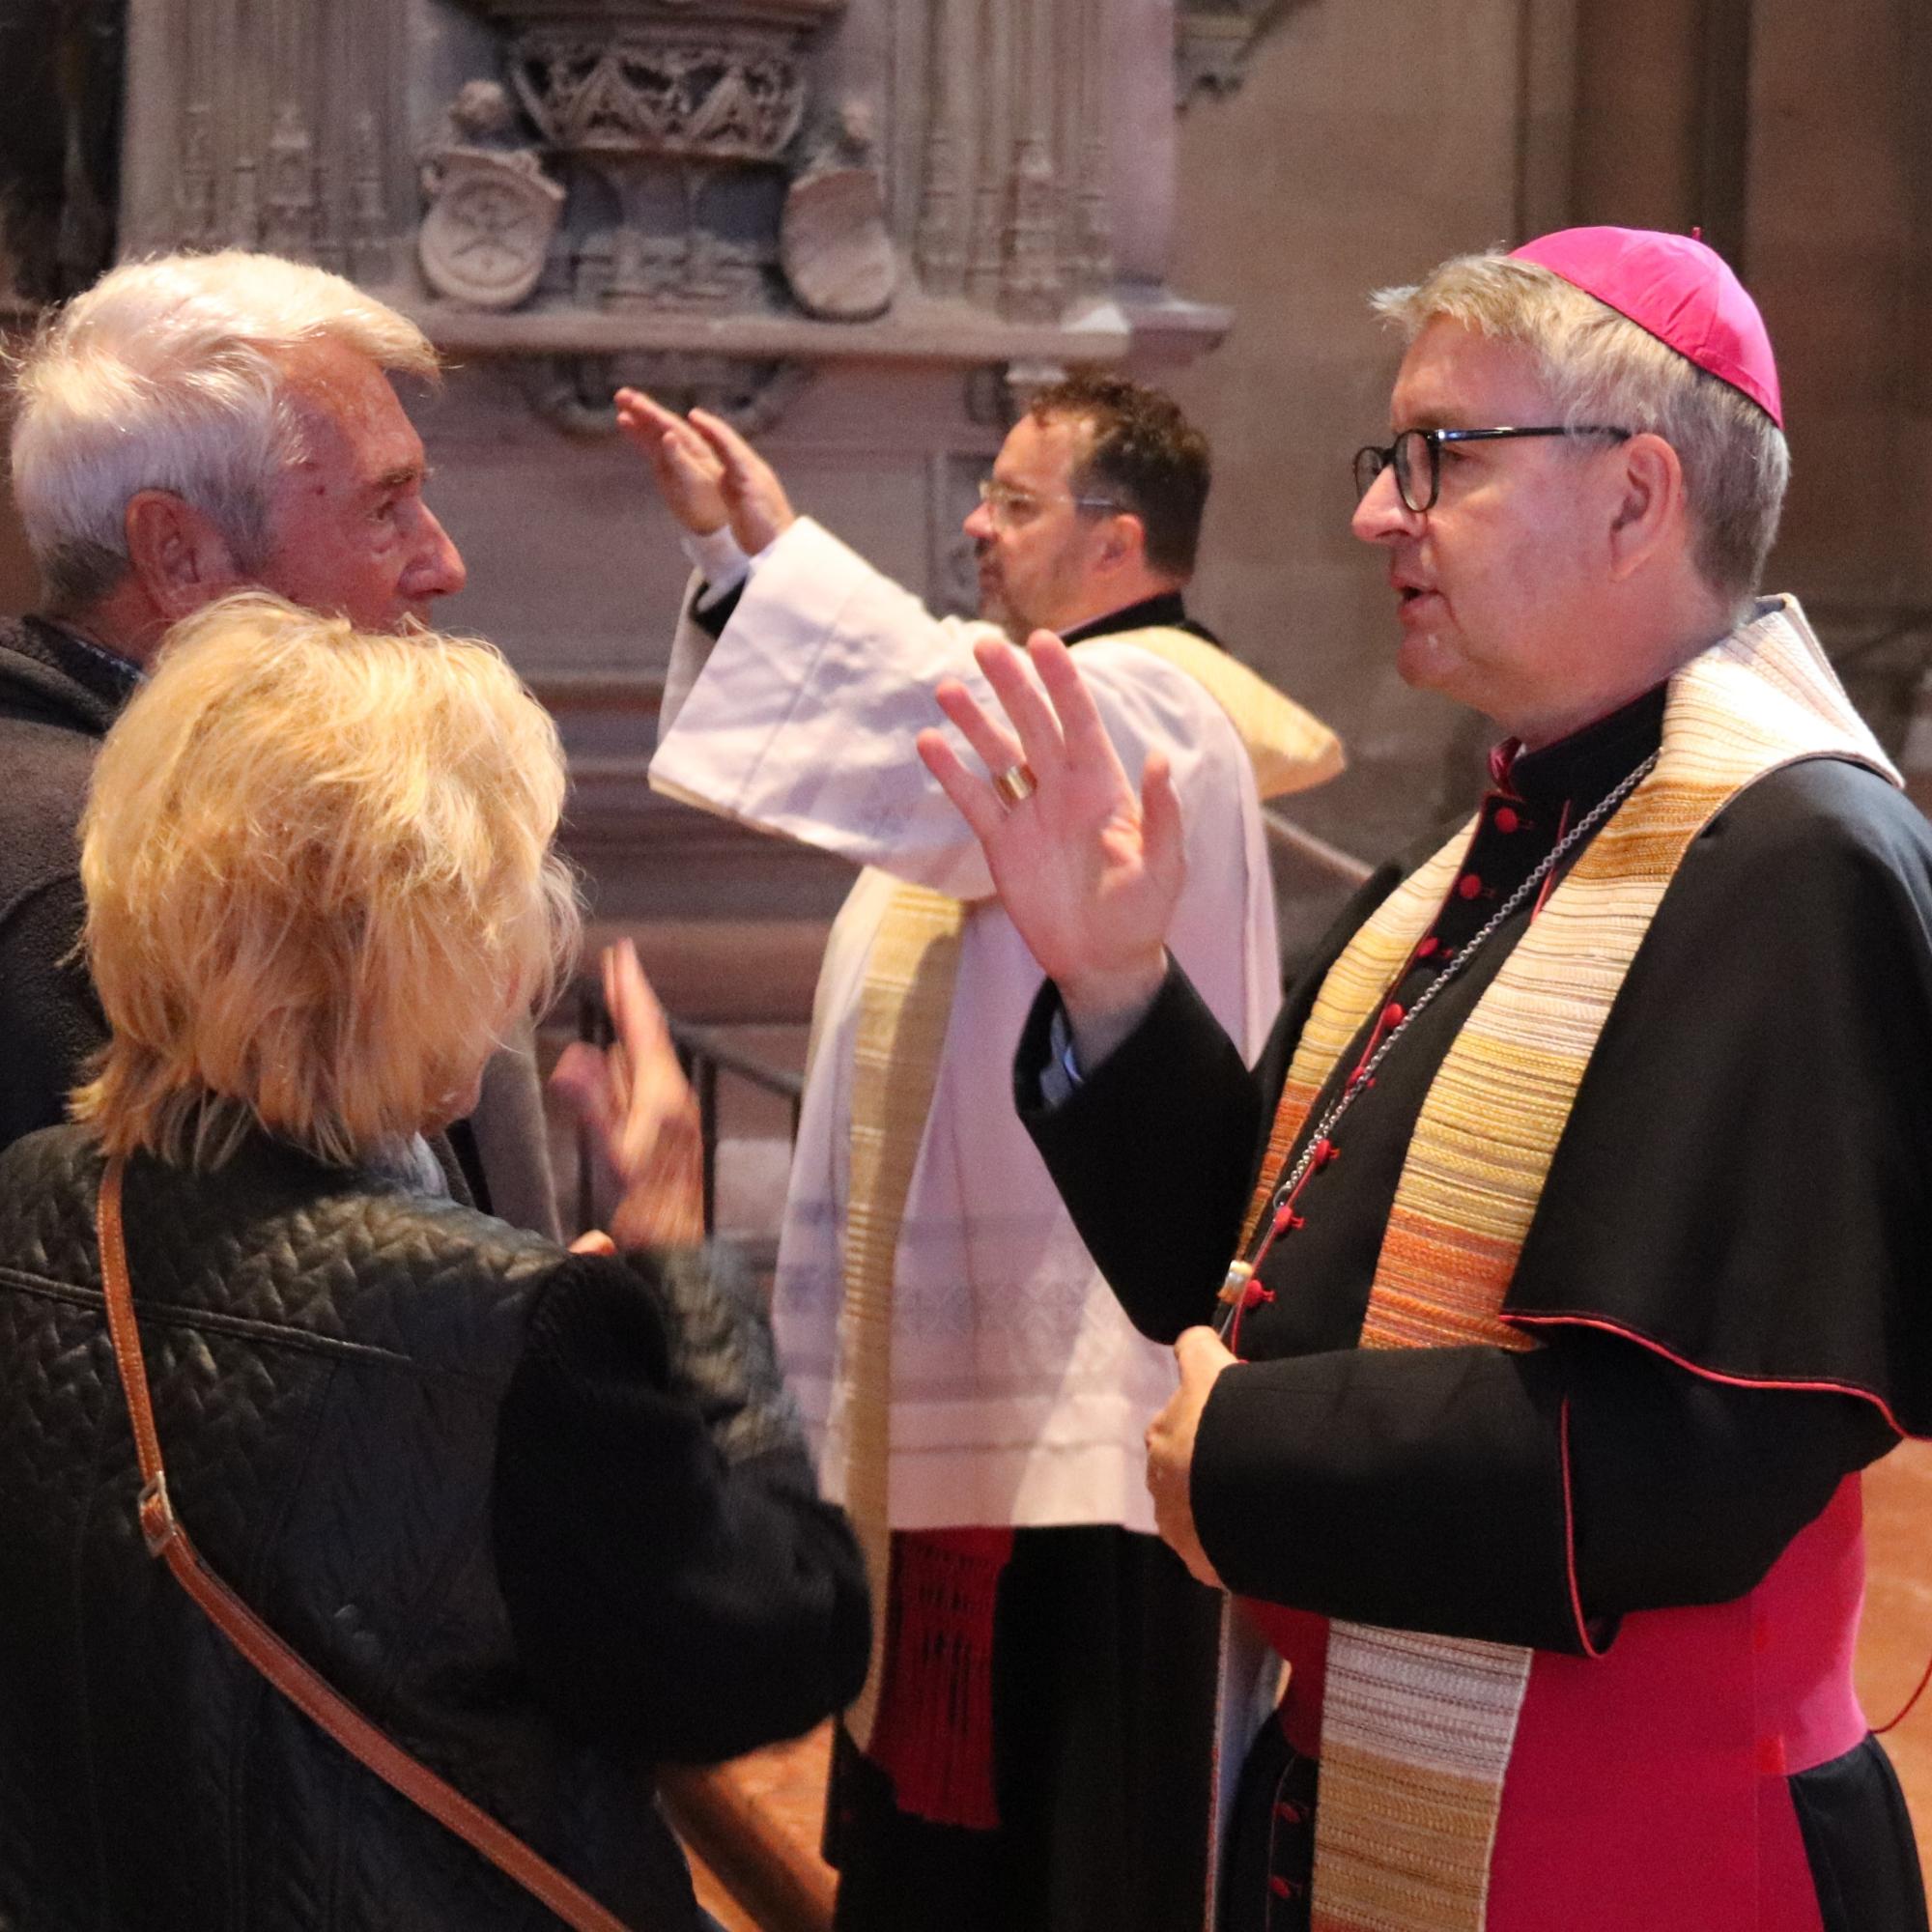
[9,252,438,611]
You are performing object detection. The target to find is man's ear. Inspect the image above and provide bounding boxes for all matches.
[1605,433,1686,583]
[1098,509,1148,574]
[122,490,247,618]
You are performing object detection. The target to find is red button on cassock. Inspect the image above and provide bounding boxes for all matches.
[1493,805,1520,833]
[1416,934,1439,958]
[1381,1001,1405,1028]
[1458,872,1483,899]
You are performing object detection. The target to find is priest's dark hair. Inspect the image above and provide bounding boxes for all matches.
[1029,374,1211,580]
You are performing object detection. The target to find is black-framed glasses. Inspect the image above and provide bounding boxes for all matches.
[1353,425,1633,514]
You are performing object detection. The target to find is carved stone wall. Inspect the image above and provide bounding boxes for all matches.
[111,0,1227,478]
[9,0,1926,990]
[99,0,1229,940]
[115,0,1201,346]
[120,0,409,282]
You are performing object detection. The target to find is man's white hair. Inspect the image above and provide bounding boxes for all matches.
[9,252,438,611]
[1372,251,1789,611]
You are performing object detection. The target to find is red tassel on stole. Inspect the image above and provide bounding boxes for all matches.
[865,1526,1016,1831]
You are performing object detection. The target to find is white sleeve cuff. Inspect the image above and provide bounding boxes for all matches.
[680,525,751,607]
[1037,1005,1085,1108]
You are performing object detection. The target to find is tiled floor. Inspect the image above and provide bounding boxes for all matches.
[687,1728,834,1932]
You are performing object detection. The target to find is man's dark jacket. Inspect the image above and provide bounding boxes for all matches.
[0,1122,870,1930]
[0,613,133,1151]
[0,612,560,1224]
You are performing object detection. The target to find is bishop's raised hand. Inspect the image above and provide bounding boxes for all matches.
[918,630,1184,1065]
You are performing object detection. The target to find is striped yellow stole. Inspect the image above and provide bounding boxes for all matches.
[838,881,967,1751]
[1232,600,1895,1932]
[838,627,1339,1748]
[1110,626,1346,799]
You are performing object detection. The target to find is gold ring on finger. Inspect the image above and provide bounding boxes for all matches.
[992,762,1038,809]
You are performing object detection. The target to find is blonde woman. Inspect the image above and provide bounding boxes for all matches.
[0,593,867,1931]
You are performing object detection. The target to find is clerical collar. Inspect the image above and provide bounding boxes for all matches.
[1492,683,1667,817]
[1062,590,1207,646]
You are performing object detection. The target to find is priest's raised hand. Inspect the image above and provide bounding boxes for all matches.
[917,628,1184,1068]
[613,386,796,558]
[613,387,730,537]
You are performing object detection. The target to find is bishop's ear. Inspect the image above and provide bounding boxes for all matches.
[122,490,247,619]
[1605,432,1688,583]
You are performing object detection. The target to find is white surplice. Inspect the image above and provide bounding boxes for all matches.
[650,517,1285,1534]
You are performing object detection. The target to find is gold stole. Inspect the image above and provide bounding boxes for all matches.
[1228,601,1894,1932]
[837,627,1340,1748]
[838,883,967,1750]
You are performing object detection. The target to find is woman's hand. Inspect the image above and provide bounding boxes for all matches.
[551,940,705,1250]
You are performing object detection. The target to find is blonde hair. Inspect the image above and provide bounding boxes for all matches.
[1371,251,1789,610]
[9,252,438,611]
[72,593,581,1169]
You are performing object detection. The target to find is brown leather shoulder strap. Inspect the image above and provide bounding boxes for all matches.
[95,1157,637,1932]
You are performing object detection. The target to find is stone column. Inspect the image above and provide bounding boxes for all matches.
[118,0,186,253]
[1108,0,1175,283]
[1073,0,1113,291]
[966,0,1011,305]
[917,0,975,295]
[117,0,408,270]
[1001,0,1064,320]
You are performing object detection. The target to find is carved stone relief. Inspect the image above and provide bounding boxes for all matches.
[411,0,1131,330]
[463,0,844,316]
[119,0,407,274]
[780,102,895,321]
[505,36,810,160]
[419,81,565,308]
[521,350,812,435]
[1176,0,1304,106]
[913,0,1113,320]
[112,0,1227,449]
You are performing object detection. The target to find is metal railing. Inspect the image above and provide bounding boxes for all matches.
[1262,805,1374,889]
[570,810,1364,1238]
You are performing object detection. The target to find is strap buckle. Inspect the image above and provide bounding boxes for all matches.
[137,1470,181,1556]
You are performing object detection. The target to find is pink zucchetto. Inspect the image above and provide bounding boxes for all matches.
[1510,226,1783,428]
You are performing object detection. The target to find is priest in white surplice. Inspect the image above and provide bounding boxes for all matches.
[625,376,1342,1932]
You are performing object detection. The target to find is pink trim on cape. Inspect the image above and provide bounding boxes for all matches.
[1508,1309,1916,1438]
[1558,1396,1609,1659]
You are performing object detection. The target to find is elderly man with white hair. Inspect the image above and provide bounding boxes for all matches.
[925,228,1931,1931]
[2,251,556,1230]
